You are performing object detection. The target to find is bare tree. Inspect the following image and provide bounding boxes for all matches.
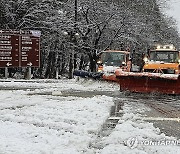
[0,0,179,78]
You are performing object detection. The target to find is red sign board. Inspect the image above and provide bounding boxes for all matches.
[0,30,41,67]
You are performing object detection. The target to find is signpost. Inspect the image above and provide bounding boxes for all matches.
[0,30,41,79]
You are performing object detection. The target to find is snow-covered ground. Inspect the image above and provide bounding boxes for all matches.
[95,102,180,154]
[0,79,179,154]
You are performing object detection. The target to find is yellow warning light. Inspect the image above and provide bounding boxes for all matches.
[156,45,161,49]
[156,44,176,50]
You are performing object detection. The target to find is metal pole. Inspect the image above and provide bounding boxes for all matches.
[27,67,31,80]
[73,0,77,77]
[5,67,8,79]
[68,0,78,79]
[56,68,59,79]
[75,0,78,29]
[69,52,74,79]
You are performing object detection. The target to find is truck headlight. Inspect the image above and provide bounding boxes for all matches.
[97,60,102,64]
[178,59,180,64]
[122,62,126,66]
[143,57,149,63]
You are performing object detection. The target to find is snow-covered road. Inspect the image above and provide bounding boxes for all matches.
[0,79,179,154]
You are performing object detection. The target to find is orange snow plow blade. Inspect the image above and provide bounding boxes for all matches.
[115,69,180,95]
[102,74,118,82]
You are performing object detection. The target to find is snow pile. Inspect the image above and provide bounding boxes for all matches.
[0,80,115,154]
[0,79,179,154]
[96,103,180,154]
[77,78,119,91]
[103,65,120,74]
[0,78,119,92]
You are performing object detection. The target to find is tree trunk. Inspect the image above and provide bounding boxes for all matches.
[74,53,77,70]
[89,53,97,72]
[79,54,84,70]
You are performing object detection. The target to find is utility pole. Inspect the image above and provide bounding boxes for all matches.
[69,0,78,79]
[75,0,78,29]
[74,0,78,71]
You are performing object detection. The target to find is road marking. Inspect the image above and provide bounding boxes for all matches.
[142,117,180,122]
[108,117,180,122]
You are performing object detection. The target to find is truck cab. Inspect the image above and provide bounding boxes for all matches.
[97,50,131,73]
[143,45,180,74]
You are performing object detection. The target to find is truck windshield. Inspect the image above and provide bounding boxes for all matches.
[149,51,179,63]
[101,52,126,66]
